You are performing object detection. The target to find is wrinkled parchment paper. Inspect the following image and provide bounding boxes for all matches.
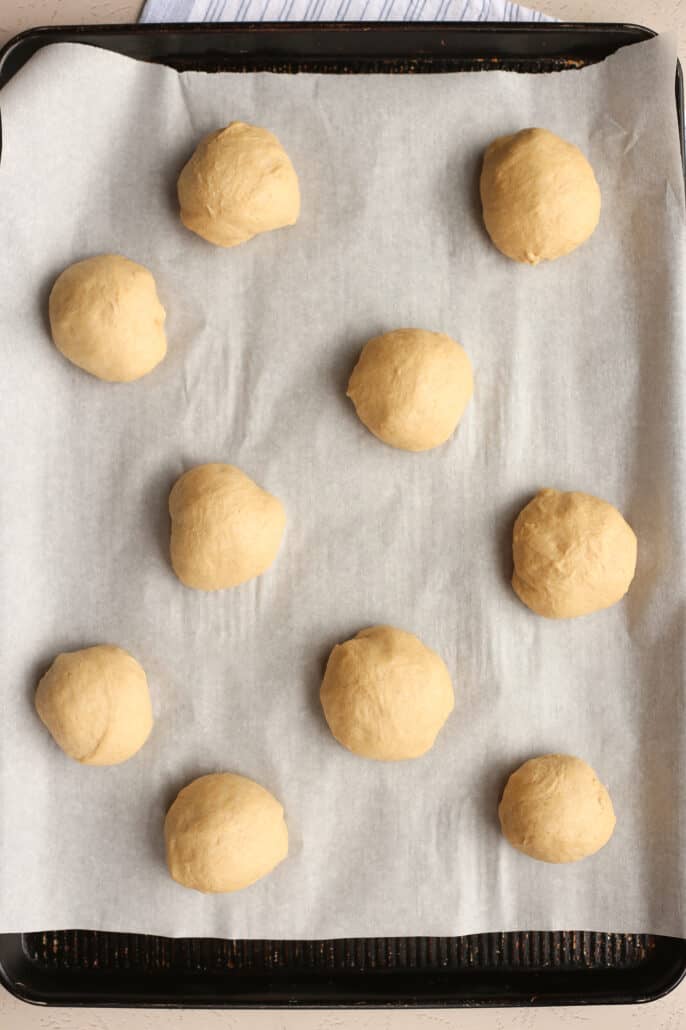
[0,34,684,938]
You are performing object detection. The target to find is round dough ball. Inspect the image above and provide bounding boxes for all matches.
[320,625,454,761]
[498,754,616,863]
[480,127,601,264]
[48,254,167,381]
[177,121,300,247]
[347,329,473,452]
[169,463,286,591]
[35,645,153,765]
[512,488,637,619]
[165,773,288,893]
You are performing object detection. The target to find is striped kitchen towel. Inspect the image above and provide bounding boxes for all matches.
[139,0,555,23]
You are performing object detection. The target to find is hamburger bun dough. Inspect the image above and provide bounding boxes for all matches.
[165,773,288,893]
[35,645,153,765]
[48,254,166,382]
[498,753,616,863]
[169,463,286,591]
[480,128,601,264]
[347,328,473,452]
[177,121,300,247]
[320,625,455,760]
[512,488,637,619]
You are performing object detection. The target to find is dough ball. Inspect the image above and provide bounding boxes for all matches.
[165,773,288,893]
[347,329,473,452]
[480,128,601,264]
[177,121,300,247]
[169,463,286,591]
[35,645,153,765]
[48,254,167,382]
[498,754,616,863]
[320,625,454,761]
[512,488,637,619]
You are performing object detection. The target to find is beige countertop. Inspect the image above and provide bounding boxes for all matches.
[0,0,684,1026]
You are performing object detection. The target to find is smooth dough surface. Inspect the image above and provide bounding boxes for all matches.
[320,625,455,761]
[169,463,286,591]
[35,645,153,765]
[177,121,300,247]
[512,488,637,619]
[498,754,616,863]
[48,254,167,381]
[347,328,473,452]
[480,128,601,264]
[165,773,288,893]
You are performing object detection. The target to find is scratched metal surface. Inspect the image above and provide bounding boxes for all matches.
[22,930,653,972]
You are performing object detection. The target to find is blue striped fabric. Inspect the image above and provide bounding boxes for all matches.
[139,0,555,23]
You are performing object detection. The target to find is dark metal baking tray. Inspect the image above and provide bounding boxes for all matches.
[0,21,685,1009]
[1,930,686,1008]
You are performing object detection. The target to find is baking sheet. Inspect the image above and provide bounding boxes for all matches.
[0,34,684,940]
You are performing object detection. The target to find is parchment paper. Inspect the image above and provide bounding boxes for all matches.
[0,34,684,939]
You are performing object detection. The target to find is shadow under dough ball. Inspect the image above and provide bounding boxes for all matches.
[347,328,473,452]
[168,462,286,591]
[35,645,153,765]
[320,625,455,761]
[48,254,167,382]
[498,754,616,863]
[177,121,300,247]
[511,487,637,619]
[480,127,601,264]
[165,773,288,893]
